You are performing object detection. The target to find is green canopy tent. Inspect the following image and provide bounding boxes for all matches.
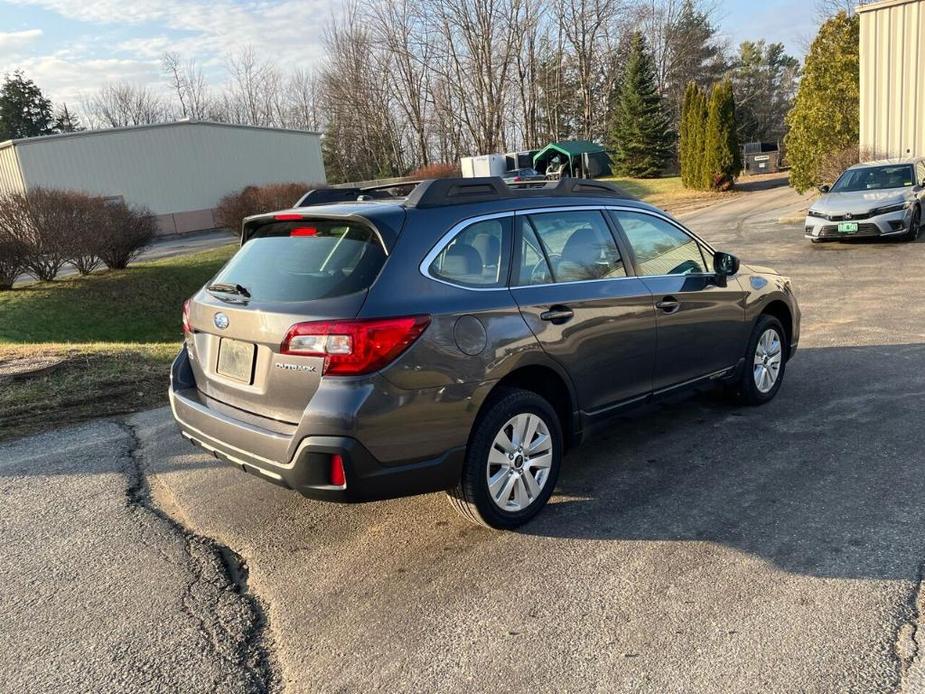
[533,140,613,179]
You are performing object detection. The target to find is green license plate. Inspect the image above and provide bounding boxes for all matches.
[837,222,859,233]
[217,338,255,383]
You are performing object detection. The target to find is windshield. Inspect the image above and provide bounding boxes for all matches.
[211,219,385,302]
[831,165,915,192]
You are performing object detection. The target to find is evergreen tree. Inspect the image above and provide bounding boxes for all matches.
[729,41,800,145]
[702,80,741,190]
[54,103,83,133]
[0,71,54,141]
[785,12,860,193]
[608,32,674,178]
[679,83,708,190]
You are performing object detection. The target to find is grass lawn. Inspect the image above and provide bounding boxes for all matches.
[0,245,236,441]
[606,175,737,214]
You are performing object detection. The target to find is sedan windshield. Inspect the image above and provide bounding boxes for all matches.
[831,165,915,192]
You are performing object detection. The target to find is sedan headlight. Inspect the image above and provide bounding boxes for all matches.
[871,201,912,216]
[807,209,827,219]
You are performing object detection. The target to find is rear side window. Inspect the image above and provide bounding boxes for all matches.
[212,219,385,302]
[428,218,512,288]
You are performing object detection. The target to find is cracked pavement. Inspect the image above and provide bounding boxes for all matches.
[2,177,925,692]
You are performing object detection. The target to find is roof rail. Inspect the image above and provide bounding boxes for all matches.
[296,176,633,209]
[404,176,632,208]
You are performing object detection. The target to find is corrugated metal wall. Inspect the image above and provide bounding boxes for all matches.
[860,0,925,158]
[14,122,325,215]
[0,144,25,194]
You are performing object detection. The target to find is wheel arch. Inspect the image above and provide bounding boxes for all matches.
[479,360,581,450]
[760,300,793,356]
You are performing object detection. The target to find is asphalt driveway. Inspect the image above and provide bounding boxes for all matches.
[3,178,925,693]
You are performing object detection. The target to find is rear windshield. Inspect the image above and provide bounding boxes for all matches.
[832,165,915,192]
[211,219,385,302]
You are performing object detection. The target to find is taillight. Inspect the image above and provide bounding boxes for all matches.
[281,315,430,376]
[274,213,303,221]
[182,299,192,335]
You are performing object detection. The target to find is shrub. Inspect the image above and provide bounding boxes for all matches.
[702,80,741,191]
[407,163,460,179]
[3,187,75,281]
[214,182,325,235]
[96,201,157,270]
[0,216,30,290]
[64,193,108,275]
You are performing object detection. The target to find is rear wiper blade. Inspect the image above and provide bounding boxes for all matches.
[206,282,251,298]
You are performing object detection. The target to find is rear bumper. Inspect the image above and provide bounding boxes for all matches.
[169,349,465,502]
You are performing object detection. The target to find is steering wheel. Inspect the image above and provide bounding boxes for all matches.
[531,253,561,283]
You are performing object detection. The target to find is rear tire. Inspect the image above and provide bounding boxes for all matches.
[447,388,562,529]
[732,315,787,406]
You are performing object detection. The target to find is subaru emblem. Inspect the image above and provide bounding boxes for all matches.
[214,312,229,330]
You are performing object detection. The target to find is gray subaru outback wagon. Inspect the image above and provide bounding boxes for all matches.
[170,178,800,529]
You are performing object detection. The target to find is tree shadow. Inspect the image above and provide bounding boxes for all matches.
[735,174,791,193]
[521,343,925,581]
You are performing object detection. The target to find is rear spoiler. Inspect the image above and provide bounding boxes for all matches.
[295,181,423,207]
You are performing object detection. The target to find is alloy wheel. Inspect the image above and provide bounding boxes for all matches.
[486,413,553,512]
[753,328,783,394]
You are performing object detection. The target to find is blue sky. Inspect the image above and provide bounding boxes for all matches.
[0,0,820,107]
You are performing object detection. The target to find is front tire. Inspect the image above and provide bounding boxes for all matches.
[904,206,921,242]
[447,388,562,529]
[733,315,787,406]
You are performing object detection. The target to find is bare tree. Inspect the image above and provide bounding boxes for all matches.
[285,69,323,131]
[554,0,624,141]
[369,0,434,167]
[82,83,172,128]
[161,52,212,120]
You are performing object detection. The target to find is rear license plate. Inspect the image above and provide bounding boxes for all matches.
[217,338,255,383]
[837,222,859,233]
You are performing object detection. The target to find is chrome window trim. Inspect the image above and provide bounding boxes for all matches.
[418,204,720,292]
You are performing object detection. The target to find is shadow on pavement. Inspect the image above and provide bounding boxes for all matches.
[521,343,925,581]
[735,174,791,193]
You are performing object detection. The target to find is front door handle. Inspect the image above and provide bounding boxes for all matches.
[655,297,681,314]
[540,306,574,323]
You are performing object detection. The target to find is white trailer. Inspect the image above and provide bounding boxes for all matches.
[460,154,508,178]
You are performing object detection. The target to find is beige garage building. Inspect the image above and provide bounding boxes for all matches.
[859,0,925,158]
[0,120,326,235]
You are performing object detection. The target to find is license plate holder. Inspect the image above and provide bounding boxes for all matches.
[217,338,256,383]
[837,222,859,233]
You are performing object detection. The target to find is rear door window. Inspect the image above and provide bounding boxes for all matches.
[523,210,626,283]
[212,219,385,302]
[428,217,512,288]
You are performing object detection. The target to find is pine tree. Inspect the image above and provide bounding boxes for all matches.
[0,71,54,141]
[785,12,860,193]
[679,83,708,190]
[54,103,83,133]
[679,82,697,187]
[702,80,741,190]
[608,32,674,178]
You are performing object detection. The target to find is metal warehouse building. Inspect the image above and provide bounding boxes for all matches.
[0,120,325,235]
[860,0,925,158]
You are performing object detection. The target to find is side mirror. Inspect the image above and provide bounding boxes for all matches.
[818,184,830,194]
[713,251,740,287]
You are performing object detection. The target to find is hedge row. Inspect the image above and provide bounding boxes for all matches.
[0,188,157,290]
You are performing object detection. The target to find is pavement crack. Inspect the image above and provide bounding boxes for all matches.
[116,419,278,693]
[895,559,925,692]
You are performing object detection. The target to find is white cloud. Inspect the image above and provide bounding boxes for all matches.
[6,0,336,101]
[0,28,43,52]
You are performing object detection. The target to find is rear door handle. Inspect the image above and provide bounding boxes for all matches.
[655,297,681,314]
[540,306,574,323]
